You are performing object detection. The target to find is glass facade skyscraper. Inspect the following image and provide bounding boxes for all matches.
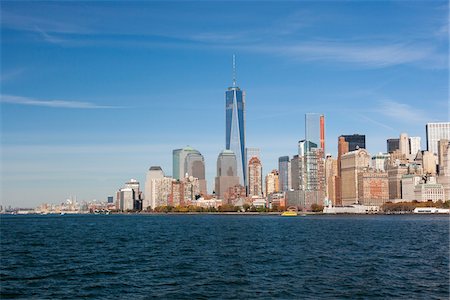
[225,59,246,186]
[305,113,325,154]
[340,134,366,151]
[278,156,290,192]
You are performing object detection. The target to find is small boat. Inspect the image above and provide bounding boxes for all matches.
[281,206,298,217]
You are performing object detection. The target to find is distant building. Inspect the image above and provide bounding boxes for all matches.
[409,136,421,157]
[399,133,410,158]
[387,138,400,154]
[144,166,165,210]
[335,136,349,206]
[438,139,450,174]
[225,56,246,186]
[415,183,445,202]
[340,134,366,151]
[387,164,409,200]
[278,156,291,192]
[340,149,371,205]
[245,147,260,190]
[421,151,437,175]
[248,157,263,197]
[437,141,450,200]
[357,169,389,206]
[305,113,325,154]
[401,175,423,201]
[371,152,390,172]
[107,196,114,204]
[172,146,207,194]
[325,155,337,205]
[117,179,142,211]
[224,184,246,205]
[215,150,240,201]
[265,170,279,196]
[426,122,450,155]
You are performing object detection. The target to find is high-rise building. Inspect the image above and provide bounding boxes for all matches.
[409,137,421,157]
[387,164,409,200]
[387,138,400,154]
[215,150,240,200]
[107,196,114,204]
[438,139,450,174]
[340,149,371,205]
[290,155,301,191]
[172,146,206,183]
[245,147,260,190]
[278,156,290,192]
[118,179,142,211]
[185,151,207,194]
[437,141,450,200]
[226,55,246,186]
[305,113,325,154]
[340,134,366,151]
[248,157,263,196]
[422,151,437,175]
[399,133,410,158]
[265,170,279,196]
[325,155,337,205]
[426,122,450,155]
[335,136,349,206]
[144,166,167,210]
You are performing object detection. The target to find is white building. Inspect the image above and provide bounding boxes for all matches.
[409,136,421,158]
[426,122,450,155]
[414,183,445,202]
[399,133,410,158]
[371,152,390,172]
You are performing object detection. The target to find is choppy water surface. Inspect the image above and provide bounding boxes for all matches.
[1,214,449,299]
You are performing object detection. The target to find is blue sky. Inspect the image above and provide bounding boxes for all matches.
[1,1,448,207]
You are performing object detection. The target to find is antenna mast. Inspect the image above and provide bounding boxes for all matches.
[232,54,236,87]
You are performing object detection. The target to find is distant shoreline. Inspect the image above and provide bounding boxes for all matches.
[2,211,449,216]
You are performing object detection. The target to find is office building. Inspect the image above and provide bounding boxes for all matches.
[335,136,349,206]
[248,157,263,196]
[325,155,337,205]
[438,139,450,174]
[118,179,142,211]
[387,138,400,154]
[278,156,291,192]
[305,113,325,154]
[371,153,390,172]
[409,137,421,157]
[426,122,450,155]
[340,149,371,205]
[357,169,389,206]
[340,134,366,151]
[399,133,410,158]
[422,151,437,175]
[387,164,409,200]
[172,147,206,193]
[226,55,246,185]
[265,170,279,196]
[215,150,240,200]
[144,166,174,210]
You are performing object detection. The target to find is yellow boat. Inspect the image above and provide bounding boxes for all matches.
[281,206,298,216]
[281,211,298,217]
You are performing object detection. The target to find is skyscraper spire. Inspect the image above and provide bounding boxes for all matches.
[232,54,236,87]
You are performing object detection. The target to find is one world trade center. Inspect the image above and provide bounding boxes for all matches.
[225,55,246,186]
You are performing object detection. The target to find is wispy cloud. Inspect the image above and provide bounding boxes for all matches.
[0,95,119,109]
[0,67,26,82]
[376,100,431,123]
[34,26,65,44]
[243,41,443,69]
[355,113,395,131]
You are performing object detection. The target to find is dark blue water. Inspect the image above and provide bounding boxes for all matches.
[1,214,449,299]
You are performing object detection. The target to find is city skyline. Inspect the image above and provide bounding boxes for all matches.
[1,1,448,207]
